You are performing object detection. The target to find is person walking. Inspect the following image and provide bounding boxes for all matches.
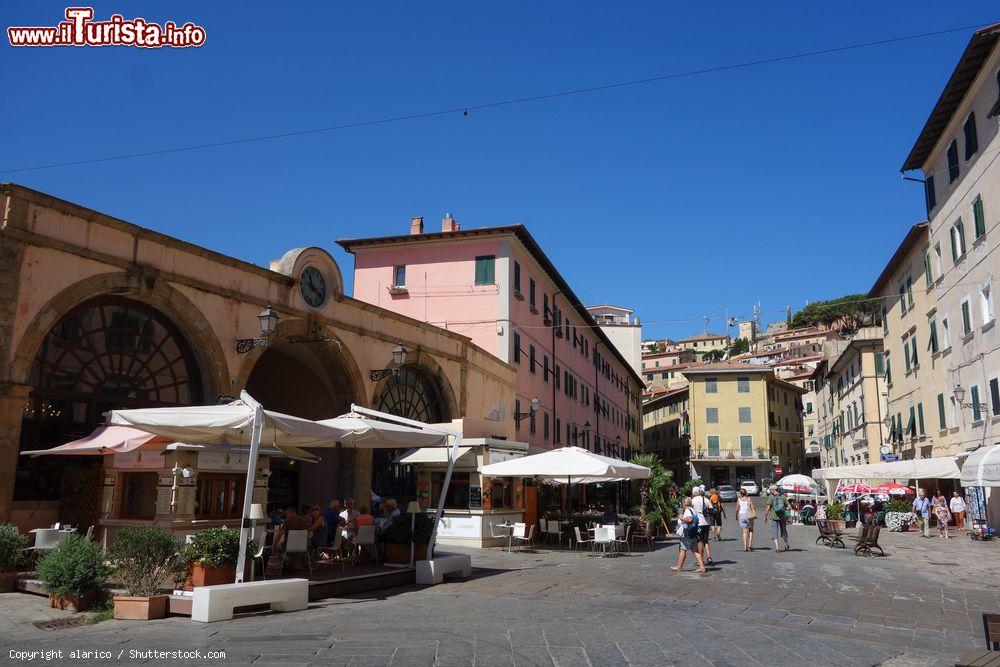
[764,486,790,552]
[912,490,931,538]
[933,491,951,538]
[709,488,726,541]
[690,486,713,565]
[736,488,756,551]
[671,497,707,573]
[949,491,967,531]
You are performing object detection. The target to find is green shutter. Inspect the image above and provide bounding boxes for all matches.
[885,358,892,384]
[937,393,946,429]
[929,320,938,353]
[972,386,982,421]
[874,351,884,374]
[974,196,986,238]
[904,341,912,372]
[924,253,933,286]
[917,403,925,435]
[911,337,918,367]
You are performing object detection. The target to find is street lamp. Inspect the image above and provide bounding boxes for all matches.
[236,305,280,353]
[370,345,408,381]
[953,383,987,413]
[515,396,539,422]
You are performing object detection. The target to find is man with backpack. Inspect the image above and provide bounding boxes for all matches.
[764,485,790,552]
[690,486,714,565]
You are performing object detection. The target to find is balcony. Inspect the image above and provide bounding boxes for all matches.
[692,449,769,461]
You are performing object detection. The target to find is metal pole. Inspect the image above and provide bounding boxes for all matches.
[235,391,264,584]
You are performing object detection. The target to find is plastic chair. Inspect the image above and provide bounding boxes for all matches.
[489,522,513,552]
[613,525,631,557]
[593,527,614,557]
[248,526,268,581]
[574,526,594,553]
[512,524,535,552]
[284,529,312,576]
[354,525,379,565]
[550,520,567,547]
[318,526,348,572]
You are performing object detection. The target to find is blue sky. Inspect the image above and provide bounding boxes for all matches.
[3,2,997,340]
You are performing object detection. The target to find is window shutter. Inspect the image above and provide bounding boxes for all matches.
[929,320,938,353]
[937,393,947,430]
[925,175,936,213]
[965,113,979,159]
[971,385,982,421]
[948,140,960,182]
[974,196,986,238]
[917,403,925,435]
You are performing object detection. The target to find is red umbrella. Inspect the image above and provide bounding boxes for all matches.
[837,483,872,494]
[872,482,912,495]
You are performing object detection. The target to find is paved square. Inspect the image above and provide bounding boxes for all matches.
[1,519,998,666]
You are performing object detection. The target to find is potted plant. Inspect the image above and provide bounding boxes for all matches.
[36,533,110,612]
[108,526,181,620]
[825,502,847,532]
[382,513,434,565]
[0,524,28,592]
[182,527,255,589]
[883,501,914,532]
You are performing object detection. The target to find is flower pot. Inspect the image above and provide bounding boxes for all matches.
[183,563,236,590]
[384,543,428,565]
[113,595,168,620]
[48,591,97,612]
[0,572,18,593]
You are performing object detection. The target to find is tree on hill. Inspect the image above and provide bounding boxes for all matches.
[729,337,750,356]
[701,349,726,362]
[790,294,880,335]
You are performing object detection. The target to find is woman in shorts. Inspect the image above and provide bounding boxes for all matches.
[736,488,756,551]
[671,497,706,573]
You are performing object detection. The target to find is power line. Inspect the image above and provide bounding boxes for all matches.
[0,21,991,175]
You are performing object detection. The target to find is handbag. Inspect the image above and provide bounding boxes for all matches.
[747,502,757,519]
[682,510,699,539]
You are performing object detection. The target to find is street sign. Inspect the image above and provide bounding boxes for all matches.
[881,454,900,462]
[774,466,783,475]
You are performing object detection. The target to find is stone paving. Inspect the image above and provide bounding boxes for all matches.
[1,514,998,666]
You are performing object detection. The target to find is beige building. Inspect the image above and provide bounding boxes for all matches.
[641,387,690,481]
[587,305,642,376]
[676,332,730,353]
[684,361,806,487]
[641,349,697,390]
[901,23,1000,457]
[0,184,517,538]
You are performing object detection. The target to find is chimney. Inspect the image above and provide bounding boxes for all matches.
[441,213,460,233]
[409,216,424,235]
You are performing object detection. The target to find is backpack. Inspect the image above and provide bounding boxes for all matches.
[773,495,786,518]
[701,497,718,519]
[681,509,699,539]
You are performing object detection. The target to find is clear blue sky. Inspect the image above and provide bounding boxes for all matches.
[3,2,997,340]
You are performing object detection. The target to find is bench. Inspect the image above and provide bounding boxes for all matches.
[815,520,845,549]
[191,578,309,622]
[415,554,472,585]
[851,525,885,557]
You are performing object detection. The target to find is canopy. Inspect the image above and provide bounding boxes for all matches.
[837,483,873,495]
[873,482,912,496]
[20,425,170,456]
[479,446,650,483]
[961,444,1000,487]
[775,474,818,492]
[317,413,449,449]
[395,447,473,465]
[813,456,962,482]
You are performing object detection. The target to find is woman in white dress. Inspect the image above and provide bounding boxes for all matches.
[736,489,756,552]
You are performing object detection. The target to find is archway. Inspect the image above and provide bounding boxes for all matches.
[17,296,203,524]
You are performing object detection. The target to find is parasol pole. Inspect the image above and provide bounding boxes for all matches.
[235,391,264,585]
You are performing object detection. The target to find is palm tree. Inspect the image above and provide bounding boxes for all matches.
[629,453,674,533]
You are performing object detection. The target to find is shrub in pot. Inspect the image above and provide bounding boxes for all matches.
[0,524,29,592]
[36,533,110,612]
[825,502,847,530]
[382,513,434,564]
[108,526,181,620]
[181,527,255,589]
[885,511,916,532]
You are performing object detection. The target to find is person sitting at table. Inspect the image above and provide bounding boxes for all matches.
[600,504,621,525]
[339,497,361,540]
[323,500,345,537]
[273,506,310,553]
[378,499,401,533]
[307,505,328,557]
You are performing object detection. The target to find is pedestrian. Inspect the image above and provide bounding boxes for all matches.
[912,490,931,537]
[671,497,706,573]
[764,486,790,552]
[933,491,951,539]
[709,488,725,541]
[949,491,967,531]
[736,488,756,551]
[690,486,714,565]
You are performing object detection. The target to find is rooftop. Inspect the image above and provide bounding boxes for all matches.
[682,360,771,374]
[868,222,930,296]
[677,332,729,342]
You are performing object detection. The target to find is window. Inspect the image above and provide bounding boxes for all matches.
[431,471,470,509]
[739,435,753,457]
[881,304,888,334]
[934,243,943,278]
[962,299,973,335]
[543,355,550,382]
[738,407,751,423]
[982,283,995,325]
[906,276,914,309]
[530,410,536,435]
[529,344,536,374]
[737,376,750,393]
[964,112,979,160]
[875,350,885,374]
[707,435,720,457]
[974,196,986,239]
[941,316,951,349]
[490,479,513,509]
[991,378,1000,416]
[806,401,813,413]
[917,403,925,436]
[543,293,549,319]
[925,175,937,213]
[393,265,406,288]
[898,284,907,314]
[529,278,536,309]
[971,385,983,422]
[512,332,520,363]
[924,252,933,287]
[555,417,561,443]
[928,318,939,354]
[474,255,495,285]
[514,399,520,432]
[554,364,560,389]
[937,393,947,430]
[121,472,158,519]
[951,219,966,261]
[706,407,719,424]
[907,406,916,436]
[543,412,550,440]
[947,139,959,182]
[513,261,521,293]
[910,336,918,368]
[705,378,717,393]
[194,473,245,520]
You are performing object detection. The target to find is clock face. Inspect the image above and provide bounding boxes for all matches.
[299,266,327,308]
[880,445,891,455]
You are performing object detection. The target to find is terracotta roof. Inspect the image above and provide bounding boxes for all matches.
[677,332,729,342]
[682,361,771,374]
[902,23,1000,171]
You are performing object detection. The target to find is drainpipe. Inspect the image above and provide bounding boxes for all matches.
[551,290,563,448]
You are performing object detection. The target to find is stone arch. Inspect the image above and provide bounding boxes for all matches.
[10,272,227,401]
[369,349,459,423]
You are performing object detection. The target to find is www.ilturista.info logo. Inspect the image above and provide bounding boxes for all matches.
[8,7,206,48]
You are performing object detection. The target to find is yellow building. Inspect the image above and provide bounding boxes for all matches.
[641,387,690,481]
[676,332,730,353]
[684,361,806,487]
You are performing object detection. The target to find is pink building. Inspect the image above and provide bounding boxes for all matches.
[338,215,643,456]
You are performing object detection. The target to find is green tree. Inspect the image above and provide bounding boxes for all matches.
[701,349,726,362]
[629,454,675,533]
[790,294,880,335]
[729,337,750,356]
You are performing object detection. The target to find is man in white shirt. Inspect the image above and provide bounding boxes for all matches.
[339,497,361,539]
[690,487,713,566]
[949,491,967,531]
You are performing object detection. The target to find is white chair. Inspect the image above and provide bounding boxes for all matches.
[489,522,513,552]
[548,520,566,547]
[319,527,347,572]
[283,529,311,576]
[26,528,63,566]
[574,526,594,554]
[354,525,379,565]
[593,527,614,558]
[512,524,535,552]
[613,525,631,557]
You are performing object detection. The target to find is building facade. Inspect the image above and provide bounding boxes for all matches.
[338,217,644,459]
[822,329,888,468]
[641,349,697,390]
[676,332,730,354]
[586,305,642,376]
[640,387,690,481]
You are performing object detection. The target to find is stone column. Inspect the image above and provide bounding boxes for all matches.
[352,448,373,509]
[0,383,31,523]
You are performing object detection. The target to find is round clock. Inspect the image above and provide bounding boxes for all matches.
[299,266,327,308]
[879,445,891,455]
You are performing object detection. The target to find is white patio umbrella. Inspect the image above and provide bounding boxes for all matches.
[775,474,818,492]
[317,412,449,449]
[480,446,651,484]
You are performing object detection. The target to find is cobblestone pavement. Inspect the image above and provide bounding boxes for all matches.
[1,513,998,666]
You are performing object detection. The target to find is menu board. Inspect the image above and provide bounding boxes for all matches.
[469,485,483,509]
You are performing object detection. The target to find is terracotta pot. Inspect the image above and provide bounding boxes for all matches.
[0,572,18,593]
[48,591,97,612]
[183,563,236,590]
[384,542,428,565]
[113,595,168,620]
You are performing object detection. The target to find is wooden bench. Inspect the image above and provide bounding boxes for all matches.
[191,578,308,622]
[415,554,472,585]
[851,525,885,557]
[815,520,845,549]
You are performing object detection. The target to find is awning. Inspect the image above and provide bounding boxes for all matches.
[480,446,650,483]
[395,446,473,465]
[814,456,962,482]
[21,425,172,457]
[961,444,1000,487]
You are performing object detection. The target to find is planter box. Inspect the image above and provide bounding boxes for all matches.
[183,563,236,590]
[49,591,97,612]
[0,572,18,593]
[113,595,168,620]
[384,542,428,565]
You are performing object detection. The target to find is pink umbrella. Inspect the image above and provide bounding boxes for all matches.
[21,425,171,456]
[872,482,912,496]
[837,483,872,495]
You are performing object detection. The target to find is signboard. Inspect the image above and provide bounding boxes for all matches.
[881,454,901,462]
[436,515,481,538]
[488,449,522,465]
[198,450,250,471]
[113,451,164,469]
[469,485,483,510]
[774,466,783,475]
[771,456,780,465]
